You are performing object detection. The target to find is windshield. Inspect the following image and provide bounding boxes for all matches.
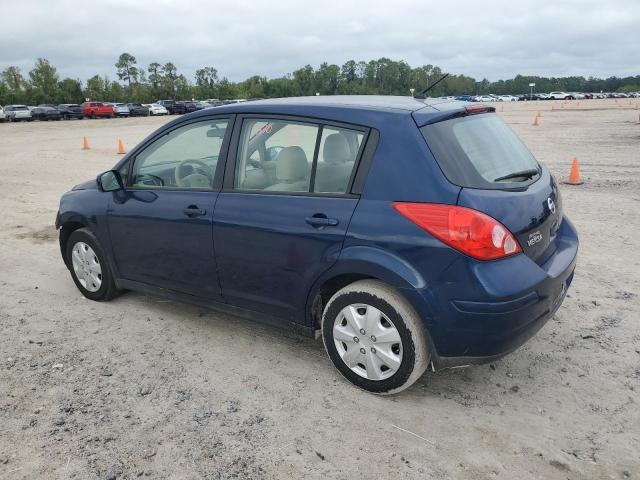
[420,113,540,189]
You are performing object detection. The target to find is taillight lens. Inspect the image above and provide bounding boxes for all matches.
[392,202,522,261]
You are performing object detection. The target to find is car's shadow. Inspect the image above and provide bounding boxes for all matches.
[111,291,525,402]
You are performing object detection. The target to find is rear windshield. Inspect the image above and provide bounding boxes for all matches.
[420,113,540,189]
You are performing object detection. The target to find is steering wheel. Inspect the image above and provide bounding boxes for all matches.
[175,159,211,188]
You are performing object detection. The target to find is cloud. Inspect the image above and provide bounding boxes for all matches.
[0,0,638,83]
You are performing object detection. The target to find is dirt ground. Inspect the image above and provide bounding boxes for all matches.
[1,99,639,479]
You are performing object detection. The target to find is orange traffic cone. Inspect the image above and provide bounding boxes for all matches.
[117,139,126,154]
[564,157,583,185]
[532,115,539,126]
[537,111,542,118]
[82,136,90,150]
[551,105,555,111]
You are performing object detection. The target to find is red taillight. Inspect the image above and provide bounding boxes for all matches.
[392,202,522,261]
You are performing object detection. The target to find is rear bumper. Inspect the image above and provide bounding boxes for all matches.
[410,217,579,368]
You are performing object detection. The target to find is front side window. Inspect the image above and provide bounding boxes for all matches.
[131,119,228,189]
[234,118,364,194]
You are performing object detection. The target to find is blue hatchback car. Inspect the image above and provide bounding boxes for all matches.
[56,96,578,394]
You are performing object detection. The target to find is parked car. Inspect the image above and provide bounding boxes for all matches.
[55,96,578,394]
[454,95,475,102]
[107,103,130,117]
[31,106,63,121]
[549,92,575,100]
[3,105,33,122]
[0,105,5,122]
[157,100,186,115]
[518,93,542,101]
[498,95,518,101]
[57,104,84,120]
[474,95,496,102]
[126,103,150,117]
[82,102,114,119]
[145,103,169,116]
[180,101,199,113]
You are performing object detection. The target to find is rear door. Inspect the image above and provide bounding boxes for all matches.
[420,111,562,264]
[213,116,368,322]
[457,170,561,264]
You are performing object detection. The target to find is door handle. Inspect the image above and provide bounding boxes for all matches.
[183,206,207,218]
[305,215,339,228]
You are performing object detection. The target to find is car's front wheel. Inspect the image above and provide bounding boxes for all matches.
[65,228,119,301]
[322,280,430,394]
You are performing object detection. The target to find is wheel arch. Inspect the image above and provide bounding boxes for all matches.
[57,214,94,269]
[305,245,433,332]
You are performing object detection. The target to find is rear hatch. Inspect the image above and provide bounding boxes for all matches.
[419,110,562,264]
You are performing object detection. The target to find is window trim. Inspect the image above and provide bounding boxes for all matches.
[223,113,370,197]
[124,114,235,192]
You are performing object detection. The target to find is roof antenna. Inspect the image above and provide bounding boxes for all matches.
[413,73,449,99]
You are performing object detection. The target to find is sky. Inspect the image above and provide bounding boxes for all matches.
[0,0,638,84]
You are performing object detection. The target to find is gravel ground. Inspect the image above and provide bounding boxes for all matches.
[1,99,639,479]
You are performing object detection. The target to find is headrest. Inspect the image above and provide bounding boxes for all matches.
[276,146,308,181]
[323,133,352,164]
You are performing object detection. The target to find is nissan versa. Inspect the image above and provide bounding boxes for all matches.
[56,96,578,394]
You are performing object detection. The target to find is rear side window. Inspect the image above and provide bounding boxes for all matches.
[314,127,364,193]
[421,113,540,189]
[234,118,365,194]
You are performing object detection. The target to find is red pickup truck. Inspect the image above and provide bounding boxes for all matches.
[81,102,114,119]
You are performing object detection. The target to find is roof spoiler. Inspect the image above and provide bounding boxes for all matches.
[413,103,496,127]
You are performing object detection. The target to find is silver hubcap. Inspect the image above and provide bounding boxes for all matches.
[333,303,403,381]
[71,242,102,292]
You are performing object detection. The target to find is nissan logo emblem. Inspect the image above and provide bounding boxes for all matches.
[548,197,556,214]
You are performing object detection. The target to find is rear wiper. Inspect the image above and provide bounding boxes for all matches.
[494,169,540,182]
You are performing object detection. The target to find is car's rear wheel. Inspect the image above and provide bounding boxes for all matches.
[322,280,430,394]
[66,228,119,301]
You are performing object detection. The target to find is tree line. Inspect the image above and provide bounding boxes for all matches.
[1,53,639,106]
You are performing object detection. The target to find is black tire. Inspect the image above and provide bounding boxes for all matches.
[91,112,96,119]
[65,228,119,301]
[322,280,430,394]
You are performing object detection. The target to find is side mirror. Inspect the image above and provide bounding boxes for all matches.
[97,170,124,192]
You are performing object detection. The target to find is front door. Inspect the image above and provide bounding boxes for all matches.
[107,117,231,299]
[213,116,367,322]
